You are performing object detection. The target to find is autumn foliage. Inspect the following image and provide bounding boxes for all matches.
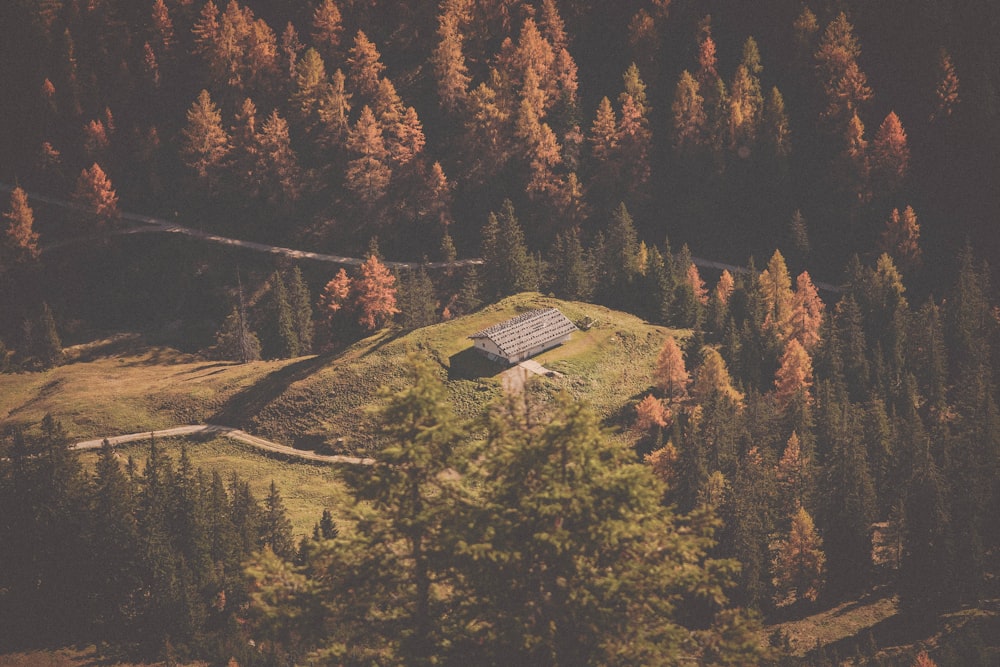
[635,394,670,432]
[319,256,399,332]
[655,336,689,400]
[774,338,814,407]
[772,506,826,606]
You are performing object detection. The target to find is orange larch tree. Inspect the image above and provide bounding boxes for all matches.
[635,394,670,432]
[345,105,392,205]
[716,269,735,306]
[774,338,814,408]
[687,262,709,305]
[871,111,910,193]
[347,30,385,101]
[772,506,825,606]
[432,10,470,113]
[776,431,809,517]
[3,187,40,262]
[814,12,872,126]
[788,271,824,352]
[655,335,689,400]
[320,268,352,319]
[180,89,230,192]
[72,163,119,231]
[353,254,399,331]
[311,0,343,64]
[931,49,959,122]
[760,249,794,338]
[672,70,707,153]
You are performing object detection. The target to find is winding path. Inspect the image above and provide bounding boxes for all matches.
[2,184,841,292]
[72,424,375,466]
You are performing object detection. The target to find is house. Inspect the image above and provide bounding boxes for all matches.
[469,308,577,365]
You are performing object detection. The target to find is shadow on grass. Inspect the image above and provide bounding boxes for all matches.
[448,347,505,381]
[210,353,335,428]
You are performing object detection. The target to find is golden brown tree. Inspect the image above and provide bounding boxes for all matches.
[291,48,329,128]
[180,89,230,191]
[774,338,814,408]
[3,187,40,262]
[788,271,824,352]
[320,268,352,319]
[345,105,391,205]
[353,254,399,331]
[347,30,385,101]
[776,432,809,517]
[432,11,470,112]
[692,347,743,406]
[671,70,707,153]
[814,12,872,125]
[931,49,959,122]
[772,506,825,605]
[317,69,352,148]
[655,336,689,400]
[254,110,302,206]
[716,269,735,306]
[644,441,679,489]
[687,262,708,305]
[879,205,922,273]
[760,249,794,337]
[635,394,670,432]
[151,0,175,55]
[911,651,938,667]
[871,111,910,192]
[311,0,343,64]
[73,163,119,231]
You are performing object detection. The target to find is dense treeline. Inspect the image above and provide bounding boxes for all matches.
[0,420,297,663]
[1,0,998,273]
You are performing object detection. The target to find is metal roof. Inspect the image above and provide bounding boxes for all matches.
[469,308,577,359]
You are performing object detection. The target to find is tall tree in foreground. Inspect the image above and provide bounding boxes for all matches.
[3,186,39,263]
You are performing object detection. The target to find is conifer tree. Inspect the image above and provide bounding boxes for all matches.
[772,506,825,606]
[549,226,594,301]
[270,271,299,358]
[931,49,959,122]
[879,206,922,273]
[317,68,352,149]
[291,47,329,127]
[346,105,391,205]
[215,278,261,363]
[775,338,814,408]
[672,70,707,153]
[776,432,810,517]
[289,267,314,355]
[433,10,470,112]
[693,347,743,406]
[729,38,764,149]
[814,13,872,126]
[347,30,385,100]
[311,0,343,64]
[320,268,352,320]
[261,481,294,560]
[3,186,39,262]
[871,111,910,193]
[788,271,825,352]
[353,254,399,331]
[399,266,437,330]
[635,394,670,433]
[35,302,62,368]
[656,336,690,401]
[73,163,119,231]
[180,89,230,192]
[480,199,537,299]
[255,110,302,206]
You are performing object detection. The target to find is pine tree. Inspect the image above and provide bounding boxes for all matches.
[353,254,399,331]
[693,347,743,406]
[788,271,825,352]
[815,13,872,126]
[871,111,910,193]
[289,267,314,354]
[776,432,810,518]
[261,481,294,560]
[255,110,302,206]
[399,266,437,330]
[346,105,392,205]
[215,278,261,363]
[317,68,352,149]
[3,187,39,262]
[72,163,119,231]
[656,336,690,401]
[775,338,814,408]
[311,0,343,64]
[320,268,352,320]
[180,90,230,192]
[480,199,537,299]
[773,506,825,606]
[672,70,707,153]
[549,226,594,301]
[347,30,385,101]
[761,87,791,158]
[271,271,299,358]
[291,47,329,127]
[931,49,959,123]
[729,38,764,150]
[879,206,922,273]
[433,10,470,112]
[635,394,670,432]
[35,302,62,368]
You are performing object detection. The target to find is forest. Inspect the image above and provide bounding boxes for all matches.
[1,0,999,665]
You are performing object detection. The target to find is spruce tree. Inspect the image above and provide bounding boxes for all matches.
[289,267,314,355]
[35,302,62,368]
[262,480,294,560]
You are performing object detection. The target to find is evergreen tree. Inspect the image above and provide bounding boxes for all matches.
[399,266,437,330]
[180,90,230,193]
[35,302,62,368]
[289,267,314,354]
[311,0,343,64]
[480,199,537,300]
[772,506,825,606]
[3,186,39,263]
[270,270,299,358]
[262,480,294,560]
[549,226,594,301]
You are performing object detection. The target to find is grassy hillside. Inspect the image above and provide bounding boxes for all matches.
[1,294,683,457]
